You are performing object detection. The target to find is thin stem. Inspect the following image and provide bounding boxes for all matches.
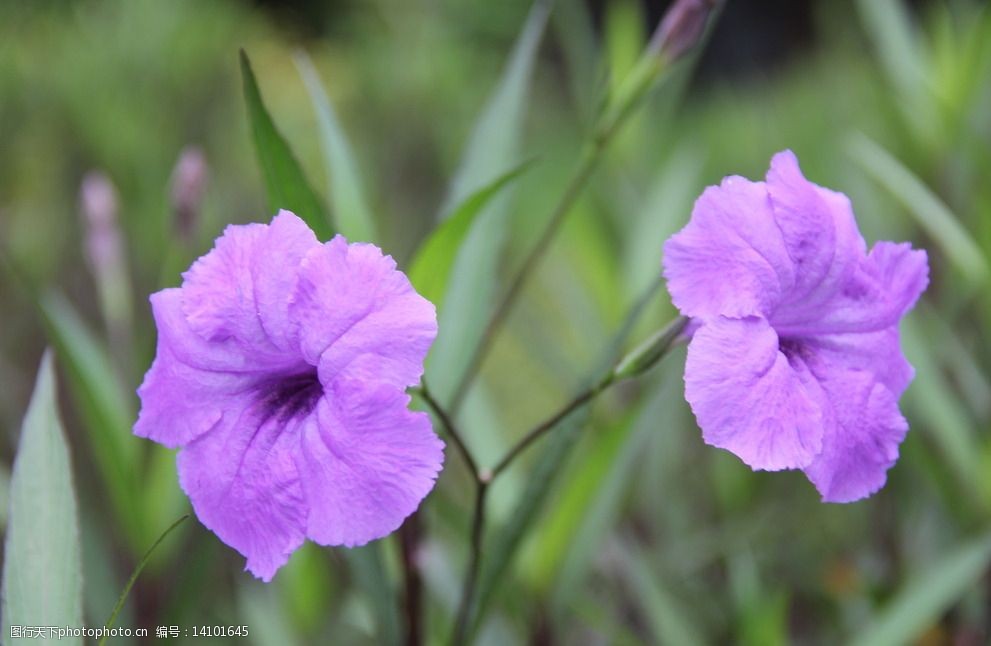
[451,479,488,646]
[449,143,601,414]
[400,514,424,646]
[489,372,614,480]
[99,514,190,646]
[417,380,480,479]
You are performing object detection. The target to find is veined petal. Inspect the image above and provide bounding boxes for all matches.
[801,374,908,503]
[252,211,320,351]
[296,385,444,547]
[802,325,914,398]
[777,242,928,336]
[177,400,308,582]
[663,175,794,319]
[765,150,865,324]
[685,316,825,471]
[290,236,437,388]
[181,210,318,355]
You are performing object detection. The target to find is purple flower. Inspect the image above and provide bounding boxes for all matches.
[135,210,443,580]
[662,151,928,502]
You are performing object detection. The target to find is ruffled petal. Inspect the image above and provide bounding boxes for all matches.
[181,222,271,346]
[252,211,320,352]
[290,236,437,388]
[776,242,928,336]
[801,325,914,398]
[801,374,908,503]
[135,289,285,447]
[765,150,866,326]
[663,175,794,319]
[685,316,825,471]
[181,210,318,356]
[177,399,309,581]
[296,384,444,547]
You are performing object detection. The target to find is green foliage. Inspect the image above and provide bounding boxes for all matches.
[426,2,549,401]
[240,50,332,240]
[2,0,990,643]
[295,52,377,243]
[2,352,83,646]
[408,159,534,308]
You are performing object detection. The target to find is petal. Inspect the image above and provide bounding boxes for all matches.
[181,210,318,355]
[802,325,915,398]
[181,221,271,346]
[801,375,908,503]
[663,175,795,319]
[290,236,437,388]
[252,211,320,352]
[685,316,825,471]
[296,384,444,547]
[778,242,928,336]
[135,289,287,447]
[764,150,866,325]
[177,399,308,581]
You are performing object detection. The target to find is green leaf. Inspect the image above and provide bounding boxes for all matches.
[344,544,401,646]
[472,281,664,634]
[294,51,377,243]
[849,531,991,646]
[408,159,534,308]
[622,542,707,646]
[38,291,143,550]
[847,134,988,283]
[426,2,550,400]
[240,50,332,240]
[2,351,83,644]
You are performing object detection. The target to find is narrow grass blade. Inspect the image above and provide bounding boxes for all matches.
[240,50,332,240]
[39,291,143,550]
[847,134,988,282]
[344,543,401,646]
[427,2,549,400]
[294,51,377,243]
[849,531,991,646]
[98,515,189,646]
[408,159,534,307]
[2,351,83,644]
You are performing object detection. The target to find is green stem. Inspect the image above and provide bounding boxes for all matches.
[448,55,668,415]
[417,381,480,479]
[99,514,189,646]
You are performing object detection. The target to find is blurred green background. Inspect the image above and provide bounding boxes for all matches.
[2,0,991,644]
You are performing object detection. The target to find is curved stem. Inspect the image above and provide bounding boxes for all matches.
[448,143,601,413]
[489,372,614,480]
[451,480,488,645]
[448,55,670,416]
[417,380,480,479]
[99,514,189,646]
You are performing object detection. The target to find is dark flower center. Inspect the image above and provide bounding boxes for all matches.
[260,370,322,421]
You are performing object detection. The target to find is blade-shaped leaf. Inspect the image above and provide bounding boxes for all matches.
[472,280,664,634]
[39,291,143,551]
[408,159,534,308]
[2,351,83,644]
[344,544,401,646]
[294,51,377,243]
[849,531,991,646]
[847,134,988,283]
[240,50,332,240]
[426,2,549,400]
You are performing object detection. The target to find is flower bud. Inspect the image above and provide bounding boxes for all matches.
[649,0,718,62]
[613,315,690,381]
[80,171,121,276]
[170,146,208,242]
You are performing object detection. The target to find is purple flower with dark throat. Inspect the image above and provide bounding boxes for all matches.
[663,151,928,502]
[135,210,443,580]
